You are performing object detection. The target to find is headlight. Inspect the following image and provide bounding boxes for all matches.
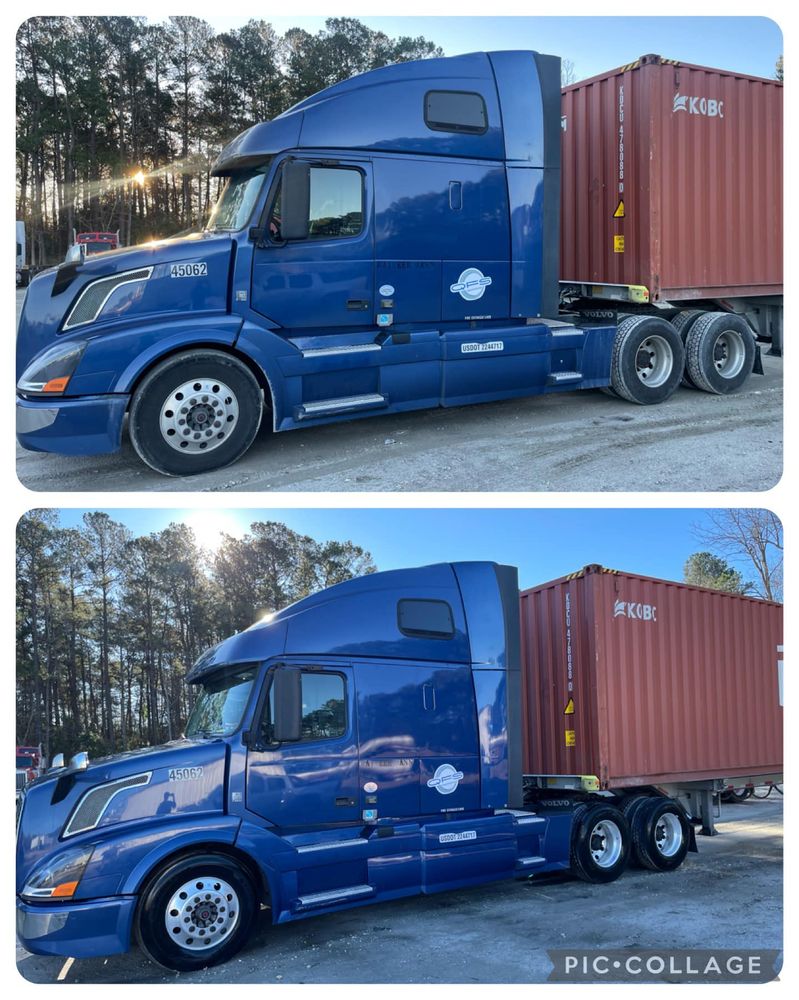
[21,845,93,900]
[17,340,86,395]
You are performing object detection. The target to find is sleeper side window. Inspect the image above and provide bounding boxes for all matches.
[424,90,488,135]
[397,599,455,639]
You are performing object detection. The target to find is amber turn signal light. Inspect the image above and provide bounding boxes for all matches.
[42,377,71,393]
[51,881,79,898]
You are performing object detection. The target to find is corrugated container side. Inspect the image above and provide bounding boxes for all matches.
[520,567,783,788]
[560,56,783,301]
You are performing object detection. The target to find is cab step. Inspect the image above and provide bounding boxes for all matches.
[297,393,387,419]
[295,884,375,910]
[515,855,547,869]
[547,370,583,385]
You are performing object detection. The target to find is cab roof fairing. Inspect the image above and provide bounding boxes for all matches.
[210,50,554,174]
[188,562,517,683]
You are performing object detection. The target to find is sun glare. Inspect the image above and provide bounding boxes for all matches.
[183,511,243,552]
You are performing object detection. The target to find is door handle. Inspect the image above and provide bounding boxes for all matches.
[346,299,370,311]
[422,684,436,711]
[335,796,356,807]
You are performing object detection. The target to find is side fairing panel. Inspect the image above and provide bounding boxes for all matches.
[355,660,481,820]
[373,156,510,324]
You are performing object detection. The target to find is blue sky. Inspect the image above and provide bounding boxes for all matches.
[196,16,782,81]
[51,507,770,590]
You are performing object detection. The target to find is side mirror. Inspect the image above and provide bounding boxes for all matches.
[272,667,302,742]
[51,753,65,770]
[64,244,84,264]
[280,161,310,241]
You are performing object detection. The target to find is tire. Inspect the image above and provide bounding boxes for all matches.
[631,797,691,872]
[685,312,755,395]
[136,853,257,971]
[670,310,705,388]
[620,794,652,826]
[570,803,631,884]
[129,350,263,476]
[610,316,684,404]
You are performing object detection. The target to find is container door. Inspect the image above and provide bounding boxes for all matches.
[251,159,375,332]
[246,664,359,829]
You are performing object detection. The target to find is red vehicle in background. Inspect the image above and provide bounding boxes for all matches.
[15,746,41,801]
[73,229,120,255]
[16,745,41,769]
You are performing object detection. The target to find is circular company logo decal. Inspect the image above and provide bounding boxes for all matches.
[378,284,395,296]
[449,267,493,301]
[426,763,465,795]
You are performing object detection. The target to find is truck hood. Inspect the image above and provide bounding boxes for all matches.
[17,231,234,378]
[16,738,228,890]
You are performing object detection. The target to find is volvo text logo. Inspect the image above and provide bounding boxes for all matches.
[672,93,724,118]
[450,268,493,301]
[614,598,657,622]
[427,763,464,795]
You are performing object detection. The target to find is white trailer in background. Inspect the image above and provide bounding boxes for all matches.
[16,221,30,286]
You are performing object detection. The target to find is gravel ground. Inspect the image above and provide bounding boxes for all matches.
[16,291,782,494]
[17,794,782,985]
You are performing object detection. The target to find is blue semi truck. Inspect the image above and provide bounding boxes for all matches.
[16,50,760,476]
[16,562,695,971]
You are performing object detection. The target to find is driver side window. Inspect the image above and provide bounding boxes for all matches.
[258,669,346,744]
[268,166,363,242]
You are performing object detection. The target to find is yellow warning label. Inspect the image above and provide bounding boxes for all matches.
[614,235,625,253]
[564,698,575,715]
[565,729,576,747]
[613,199,625,218]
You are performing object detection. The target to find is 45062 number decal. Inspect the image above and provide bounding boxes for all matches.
[169,262,207,278]
[168,766,204,781]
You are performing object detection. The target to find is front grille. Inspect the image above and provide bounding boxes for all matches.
[63,268,152,330]
[16,772,27,790]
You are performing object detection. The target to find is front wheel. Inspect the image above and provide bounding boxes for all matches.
[129,350,264,476]
[136,853,257,971]
[610,316,685,405]
[570,803,631,884]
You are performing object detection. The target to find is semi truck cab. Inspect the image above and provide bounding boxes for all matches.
[17,49,747,477]
[16,561,693,971]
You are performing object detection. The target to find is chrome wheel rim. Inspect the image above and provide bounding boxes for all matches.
[635,335,674,388]
[165,875,240,952]
[713,330,746,379]
[654,812,683,857]
[589,819,623,868]
[159,379,239,454]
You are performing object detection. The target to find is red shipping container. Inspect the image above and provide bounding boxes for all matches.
[519,565,783,788]
[560,54,783,302]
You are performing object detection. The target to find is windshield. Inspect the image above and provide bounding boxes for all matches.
[16,755,34,768]
[185,665,259,738]
[206,166,270,232]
